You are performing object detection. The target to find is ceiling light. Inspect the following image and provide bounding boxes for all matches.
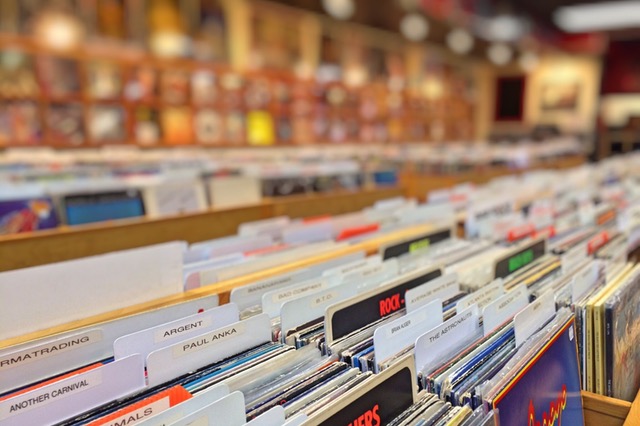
[487,43,513,65]
[400,13,429,41]
[446,28,474,54]
[554,0,640,32]
[519,51,539,72]
[322,0,355,20]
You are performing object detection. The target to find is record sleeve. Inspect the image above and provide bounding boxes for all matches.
[490,317,584,426]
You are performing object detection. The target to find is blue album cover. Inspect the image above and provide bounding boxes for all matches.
[491,317,584,426]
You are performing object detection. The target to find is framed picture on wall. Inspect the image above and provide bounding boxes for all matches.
[540,82,580,111]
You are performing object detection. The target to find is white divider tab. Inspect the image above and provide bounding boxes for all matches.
[262,278,331,319]
[561,242,587,274]
[245,406,285,426]
[283,413,307,426]
[183,254,245,289]
[414,305,480,374]
[482,284,529,336]
[0,242,184,341]
[167,391,245,426]
[113,303,239,360]
[136,384,229,426]
[466,198,514,238]
[344,258,398,287]
[280,285,359,343]
[239,216,291,239]
[146,314,271,387]
[405,273,459,313]
[374,300,443,369]
[189,235,273,259]
[282,221,333,245]
[456,278,504,312]
[374,197,407,211]
[0,354,145,426]
[0,295,218,395]
[322,256,381,280]
[514,291,556,348]
[229,269,317,312]
[572,261,601,302]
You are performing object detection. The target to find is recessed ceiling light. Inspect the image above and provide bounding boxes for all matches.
[554,0,640,32]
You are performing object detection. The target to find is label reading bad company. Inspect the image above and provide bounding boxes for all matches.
[154,317,214,343]
[172,324,246,359]
[0,369,102,420]
[0,329,103,371]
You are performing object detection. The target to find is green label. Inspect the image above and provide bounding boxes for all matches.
[508,248,534,273]
[409,239,430,253]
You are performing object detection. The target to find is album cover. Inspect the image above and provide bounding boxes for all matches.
[134,107,161,146]
[88,106,126,143]
[162,108,193,145]
[194,109,223,144]
[0,198,59,235]
[606,271,640,401]
[47,103,85,145]
[161,70,190,104]
[86,61,122,99]
[0,50,38,98]
[63,190,145,226]
[125,67,158,101]
[37,56,81,97]
[191,70,218,106]
[490,317,584,426]
[8,102,41,145]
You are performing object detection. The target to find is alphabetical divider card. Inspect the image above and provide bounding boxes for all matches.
[405,273,459,313]
[339,258,399,291]
[136,384,229,426]
[456,278,505,312]
[183,253,245,289]
[167,391,246,426]
[229,251,364,311]
[262,278,331,319]
[280,284,359,344]
[482,284,529,336]
[188,235,273,261]
[0,295,219,395]
[466,197,514,238]
[382,227,452,260]
[414,305,481,375]
[513,290,556,348]
[0,242,185,341]
[572,261,602,302]
[321,255,381,281]
[245,406,285,426]
[493,238,546,279]
[146,314,271,387]
[238,216,291,239]
[324,265,442,349]
[561,241,588,274]
[0,355,145,426]
[373,299,443,372]
[113,303,239,361]
[282,220,334,245]
[307,354,417,426]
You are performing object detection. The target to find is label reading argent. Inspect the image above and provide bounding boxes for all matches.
[103,397,170,426]
[0,329,103,371]
[0,369,102,420]
[172,324,246,359]
[154,317,214,344]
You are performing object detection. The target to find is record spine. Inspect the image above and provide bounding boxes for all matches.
[604,303,613,397]
[594,303,604,394]
[585,304,594,392]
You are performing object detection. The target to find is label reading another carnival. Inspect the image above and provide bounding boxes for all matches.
[0,370,102,420]
[0,329,102,371]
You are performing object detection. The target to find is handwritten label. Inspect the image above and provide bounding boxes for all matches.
[0,329,102,371]
[456,279,505,312]
[173,323,246,359]
[0,370,102,420]
[482,284,529,335]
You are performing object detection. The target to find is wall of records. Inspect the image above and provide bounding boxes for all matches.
[0,0,477,148]
[1,155,640,425]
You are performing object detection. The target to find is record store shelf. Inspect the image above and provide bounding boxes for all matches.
[0,155,586,272]
[1,202,639,424]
